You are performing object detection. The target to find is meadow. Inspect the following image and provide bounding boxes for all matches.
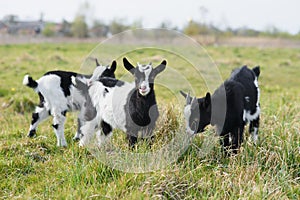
[0,43,299,199]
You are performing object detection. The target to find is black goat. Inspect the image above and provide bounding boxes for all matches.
[181,66,260,154]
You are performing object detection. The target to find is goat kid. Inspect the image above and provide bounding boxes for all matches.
[23,59,116,146]
[74,57,167,148]
[180,66,260,154]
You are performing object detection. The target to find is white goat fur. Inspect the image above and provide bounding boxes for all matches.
[23,64,114,146]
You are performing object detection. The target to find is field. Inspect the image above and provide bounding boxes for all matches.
[0,43,299,199]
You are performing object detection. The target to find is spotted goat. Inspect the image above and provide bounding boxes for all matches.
[73,57,167,148]
[22,59,117,146]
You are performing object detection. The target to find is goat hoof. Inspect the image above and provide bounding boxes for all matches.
[79,140,86,147]
[27,130,36,138]
[57,143,67,147]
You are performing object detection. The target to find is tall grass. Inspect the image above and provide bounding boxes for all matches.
[0,44,299,199]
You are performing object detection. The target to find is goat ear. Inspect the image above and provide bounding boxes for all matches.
[153,60,167,76]
[110,60,117,73]
[180,90,192,105]
[123,57,135,75]
[71,76,89,96]
[95,58,100,67]
[180,90,187,98]
[204,92,211,108]
[252,66,260,77]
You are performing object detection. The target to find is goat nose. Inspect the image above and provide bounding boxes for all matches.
[140,85,146,90]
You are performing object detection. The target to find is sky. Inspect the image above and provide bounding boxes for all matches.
[0,0,299,34]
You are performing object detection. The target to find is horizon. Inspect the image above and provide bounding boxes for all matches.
[0,0,299,34]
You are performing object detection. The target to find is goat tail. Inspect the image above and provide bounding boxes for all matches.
[23,74,38,89]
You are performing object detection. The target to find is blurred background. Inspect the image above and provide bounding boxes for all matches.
[0,0,300,46]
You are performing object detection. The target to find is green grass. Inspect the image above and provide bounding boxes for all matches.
[0,43,299,199]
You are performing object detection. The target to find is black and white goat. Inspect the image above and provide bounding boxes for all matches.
[22,60,116,146]
[180,66,260,154]
[73,57,167,148]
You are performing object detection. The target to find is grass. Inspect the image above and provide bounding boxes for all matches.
[0,43,299,199]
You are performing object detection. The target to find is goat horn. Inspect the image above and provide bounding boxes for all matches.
[191,96,197,105]
[95,58,100,66]
[186,91,191,104]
